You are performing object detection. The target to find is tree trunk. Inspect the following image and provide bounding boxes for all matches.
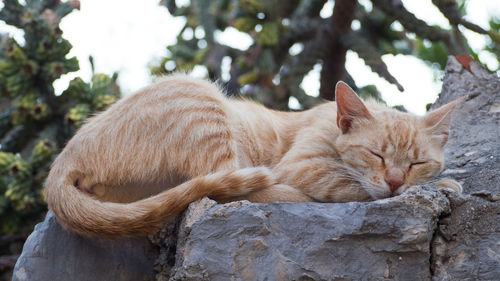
[319,0,358,100]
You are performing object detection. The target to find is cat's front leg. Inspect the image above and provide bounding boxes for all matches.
[433,178,463,193]
[220,183,314,203]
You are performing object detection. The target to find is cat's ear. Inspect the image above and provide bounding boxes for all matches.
[335,81,373,133]
[423,95,467,145]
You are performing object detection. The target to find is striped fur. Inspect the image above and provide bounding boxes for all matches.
[44,75,465,237]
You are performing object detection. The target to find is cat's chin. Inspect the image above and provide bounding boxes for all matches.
[362,186,393,200]
[363,183,413,200]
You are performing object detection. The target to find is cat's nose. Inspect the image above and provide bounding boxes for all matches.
[385,168,405,192]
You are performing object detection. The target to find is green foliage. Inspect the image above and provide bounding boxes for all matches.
[257,22,280,46]
[415,40,449,69]
[0,0,121,236]
[154,0,498,110]
[485,17,500,71]
[357,85,384,103]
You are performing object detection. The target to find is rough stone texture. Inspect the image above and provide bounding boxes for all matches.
[428,59,500,279]
[432,192,500,281]
[12,212,158,281]
[12,56,500,280]
[432,58,500,195]
[168,188,449,281]
[427,59,500,279]
[150,199,213,281]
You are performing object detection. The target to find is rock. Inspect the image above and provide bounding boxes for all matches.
[152,198,216,281]
[432,192,500,281]
[161,190,500,280]
[12,212,158,281]
[432,57,500,194]
[427,58,500,279]
[168,187,448,281]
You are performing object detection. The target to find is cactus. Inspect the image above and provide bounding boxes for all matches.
[0,0,121,237]
[234,17,257,32]
[257,22,280,47]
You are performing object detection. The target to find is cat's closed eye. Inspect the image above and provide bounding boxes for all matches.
[369,150,385,165]
[409,161,427,169]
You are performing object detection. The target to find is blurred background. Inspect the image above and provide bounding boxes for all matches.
[0,0,499,279]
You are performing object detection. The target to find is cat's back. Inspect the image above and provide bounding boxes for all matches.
[60,74,236,180]
[117,73,228,111]
[66,74,233,155]
[77,74,230,133]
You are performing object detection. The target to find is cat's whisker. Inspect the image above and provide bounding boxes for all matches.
[335,163,393,199]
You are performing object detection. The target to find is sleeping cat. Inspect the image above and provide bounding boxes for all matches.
[44,74,465,237]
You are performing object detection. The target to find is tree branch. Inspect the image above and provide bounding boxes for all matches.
[343,32,404,91]
[319,0,358,100]
[371,0,452,43]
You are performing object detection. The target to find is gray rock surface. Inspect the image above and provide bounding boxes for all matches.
[12,212,158,281]
[432,57,500,194]
[428,59,500,280]
[161,189,500,281]
[168,188,449,281]
[12,56,500,281]
[432,192,500,281]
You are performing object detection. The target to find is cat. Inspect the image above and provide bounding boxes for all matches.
[44,74,465,237]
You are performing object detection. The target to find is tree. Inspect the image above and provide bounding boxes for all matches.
[0,0,120,239]
[152,0,499,109]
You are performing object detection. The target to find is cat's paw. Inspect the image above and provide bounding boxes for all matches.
[434,178,463,193]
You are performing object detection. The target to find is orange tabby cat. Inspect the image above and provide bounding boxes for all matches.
[44,74,465,237]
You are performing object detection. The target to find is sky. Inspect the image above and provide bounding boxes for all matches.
[1,0,499,114]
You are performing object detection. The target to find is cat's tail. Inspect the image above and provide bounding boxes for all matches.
[43,167,273,238]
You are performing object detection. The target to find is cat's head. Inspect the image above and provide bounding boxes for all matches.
[333,81,466,199]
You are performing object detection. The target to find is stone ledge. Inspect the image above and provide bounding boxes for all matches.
[13,212,158,281]
[165,187,449,280]
[155,187,499,281]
